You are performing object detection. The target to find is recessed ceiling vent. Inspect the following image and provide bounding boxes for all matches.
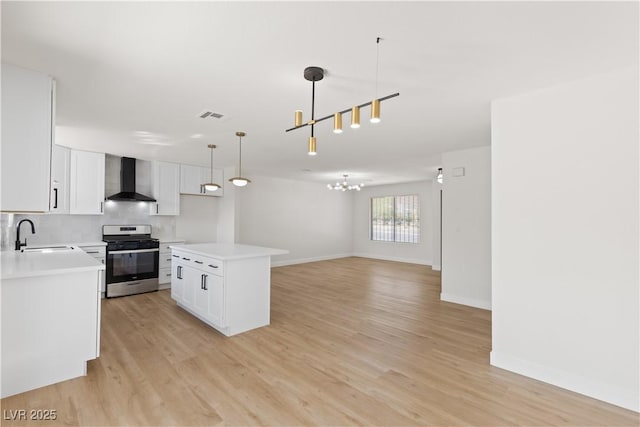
[198,110,224,119]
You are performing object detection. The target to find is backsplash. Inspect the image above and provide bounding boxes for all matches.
[1,201,176,250]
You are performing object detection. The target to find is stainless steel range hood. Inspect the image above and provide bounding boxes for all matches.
[106,157,156,202]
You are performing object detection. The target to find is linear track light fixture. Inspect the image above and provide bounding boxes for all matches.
[286,38,399,155]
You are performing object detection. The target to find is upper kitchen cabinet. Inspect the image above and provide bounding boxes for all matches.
[1,63,54,212]
[49,144,70,214]
[70,150,105,215]
[180,164,224,197]
[150,161,180,216]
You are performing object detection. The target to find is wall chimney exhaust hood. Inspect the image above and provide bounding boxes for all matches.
[106,157,156,202]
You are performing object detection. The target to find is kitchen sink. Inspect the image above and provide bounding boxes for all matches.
[21,246,75,253]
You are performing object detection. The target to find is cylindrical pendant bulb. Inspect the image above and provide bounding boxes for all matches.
[333,112,343,134]
[351,106,360,129]
[370,99,381,123]
[295,110,303,127]
[308,136,317,156]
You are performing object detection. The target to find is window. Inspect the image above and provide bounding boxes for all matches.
[370,194,420,243]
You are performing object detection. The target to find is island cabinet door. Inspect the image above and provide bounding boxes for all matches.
[194,273,209,315]
[171,261,187,303]
[181,265,197,307]
[206,274,225,327]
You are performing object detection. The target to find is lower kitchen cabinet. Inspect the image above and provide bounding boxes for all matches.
[170,243,287,337]
[158,239,184,289]
[172,252,225,328]
[78,244,106,295]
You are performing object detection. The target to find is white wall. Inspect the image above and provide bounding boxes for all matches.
[441,146,492,310]
[352,180,433,265]
[491,66,639,411]
[236,175,353,266]
[175,195,218,243]
[216,166,239,244]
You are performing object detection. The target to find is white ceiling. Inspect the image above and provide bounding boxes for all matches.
[2,1,637,186]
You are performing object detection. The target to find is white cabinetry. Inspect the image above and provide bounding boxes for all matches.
[158,239,184,288]
[180,164,224,197]
[49,144,70,213]
[78,244,106,295]
[1,63,54,212]
[70,150,105,215]
[150,161,180,215]
[170,244,287,336]
[172,250,226,329]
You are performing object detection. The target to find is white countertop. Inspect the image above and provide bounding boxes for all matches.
[1,247,105,280]
[170,243,288,260]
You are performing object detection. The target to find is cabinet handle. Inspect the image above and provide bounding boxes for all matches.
[182,257,191,261]
[203,274,208,290]
[85,251,100,254]
[208,264,218,269]
[166,258,171,261]
[156,204,159,214]
[172,254,179,258]
[194,260,203,264]
[100,201,103,213]
[166,273,171,277]
[200,274,204,289]
[53,188,58,209]
[177,265,182,279]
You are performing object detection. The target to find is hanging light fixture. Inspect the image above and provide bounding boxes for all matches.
[327,174,364,192]
[229,131,251,187]
[286,38,399,155]
[203,144,221,191]
[333,112,343,134]
[436,168,443,184]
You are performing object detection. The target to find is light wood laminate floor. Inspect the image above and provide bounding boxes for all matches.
[2,257,638,426]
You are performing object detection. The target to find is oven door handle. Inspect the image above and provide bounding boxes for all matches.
[108,248,160,255]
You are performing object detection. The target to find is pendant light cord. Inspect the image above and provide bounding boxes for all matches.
[375,37,381,98]
[238,136,243,176]
[311,79,316,137]
[210,145,214,182]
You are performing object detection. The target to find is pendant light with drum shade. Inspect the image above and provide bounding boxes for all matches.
[229,131,251,187]
[203,144,221,192]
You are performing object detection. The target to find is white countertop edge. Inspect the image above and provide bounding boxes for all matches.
[1,248,105,281]
[169,243,288,260]
[3,264,105,280]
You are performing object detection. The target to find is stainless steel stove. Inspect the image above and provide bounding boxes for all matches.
[103,225,160,298]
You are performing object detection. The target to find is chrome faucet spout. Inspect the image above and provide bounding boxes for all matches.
[15,219,36,251]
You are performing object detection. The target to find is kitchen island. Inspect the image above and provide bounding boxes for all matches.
[1,247,104,398]
[170,243,287,336]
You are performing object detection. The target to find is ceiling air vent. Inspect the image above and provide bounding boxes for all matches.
[198,110,224,119]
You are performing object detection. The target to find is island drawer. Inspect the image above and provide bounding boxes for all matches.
[173,251,224,276]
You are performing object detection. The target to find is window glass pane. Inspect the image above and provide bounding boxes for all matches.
[370,194,420,243]
[371,196,394,241]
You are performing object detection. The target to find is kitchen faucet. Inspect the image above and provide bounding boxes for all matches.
[15,219,35,251]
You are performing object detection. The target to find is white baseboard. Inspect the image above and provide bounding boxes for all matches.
[431,264,441,271]
[271,253,352,267]
[351,252,431,266]
[440,292,491,310]
[490,351,639,412]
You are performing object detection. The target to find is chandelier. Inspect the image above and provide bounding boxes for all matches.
[327,174,364,192]
[286,38,399,155]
